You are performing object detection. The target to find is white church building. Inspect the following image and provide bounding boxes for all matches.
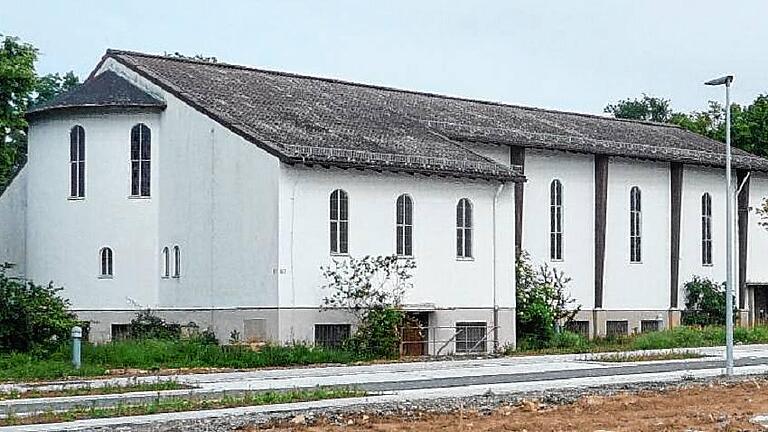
[2,50,768,352]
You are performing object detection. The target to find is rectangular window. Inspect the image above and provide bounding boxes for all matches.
[702,193,713,266]
[455,322,487,353]
[550,180,563,260]
[606,320,629,338]
[640,320,660,333]
[629,187,642,263]
[130,124,151,197]
[111,324,131,341]
[314,324,351,348]
[564,320,590,338]
[69,126,85,198]
[330,190,349,254]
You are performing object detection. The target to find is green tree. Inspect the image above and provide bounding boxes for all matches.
[33,71,79,106]
[0,36,37,192]
[320,255,415,358]
[681,276,736,326]
[0,35,80,193]
[604,94,673,123]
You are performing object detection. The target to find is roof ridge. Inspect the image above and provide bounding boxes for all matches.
[105,49,681,131]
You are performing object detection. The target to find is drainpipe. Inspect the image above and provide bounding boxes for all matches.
[492,182,505,352]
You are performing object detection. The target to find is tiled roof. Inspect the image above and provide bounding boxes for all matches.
[86,50,768,176]
[27,70,166,117]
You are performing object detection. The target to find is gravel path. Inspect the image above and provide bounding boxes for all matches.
[79,374,757,432]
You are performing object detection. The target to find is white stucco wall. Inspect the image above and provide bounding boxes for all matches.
[25,112,160,309]
[604,158,670,310]
[748,173,768,284]
[678,166,728,302]
[277,166,516,312]
[469,142,511,166]
[522,149,595,310]
[0,168,27,276]
[94,59,282,310]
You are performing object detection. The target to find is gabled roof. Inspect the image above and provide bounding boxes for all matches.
[50,50,768,178]
[27,70,166,117]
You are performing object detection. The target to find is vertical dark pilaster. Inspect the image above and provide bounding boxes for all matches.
[511,147,525,260]
[737,170,750,310]
[669,163,683,309]
[594,155,609,309]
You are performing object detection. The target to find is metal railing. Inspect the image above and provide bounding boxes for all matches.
[399,325,500,357]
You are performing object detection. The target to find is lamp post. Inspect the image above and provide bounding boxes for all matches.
[705,75,734,376]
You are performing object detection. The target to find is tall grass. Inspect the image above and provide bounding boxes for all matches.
[513,325,768,355]
[0,340,371,382]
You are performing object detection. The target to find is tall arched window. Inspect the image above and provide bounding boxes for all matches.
[161,247,170,278]
[550,179,563,260]
[330,189,348,254]
[456,198,473,259]
[99,247,113,278]
[130,124,151,197]
[629,186,642,263]
[173,245,181,278]
[70,125,85,198]
[702,192,713,266]
[396,194,413,256]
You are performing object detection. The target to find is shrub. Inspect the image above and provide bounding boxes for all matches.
[682,276,736,326]
[321,255,415,358]
[344,307,405,358]
[129,309,181,340]
[515,252,580,349]
[0,264,78,353]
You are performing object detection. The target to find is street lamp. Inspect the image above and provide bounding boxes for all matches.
[705,74,734,376]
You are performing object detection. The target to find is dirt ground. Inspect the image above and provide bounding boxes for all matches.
[264,379,768,431]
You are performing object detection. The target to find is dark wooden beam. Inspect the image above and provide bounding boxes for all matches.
[737,169,750,309]
[511,146,525,259]
[594,155,609,309]
[669,163,683,309]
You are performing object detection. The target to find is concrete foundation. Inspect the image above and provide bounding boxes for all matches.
[75,307,515,355]
[572,309,677,339]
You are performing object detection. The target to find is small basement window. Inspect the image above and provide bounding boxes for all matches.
[564,320,590,338]
[640,320,660,333]
[111,324,131,341]
[606,320,629,338]
[455,322,487,353]
[314,324,351,349]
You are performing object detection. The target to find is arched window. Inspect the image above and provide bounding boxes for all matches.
[396,194,413,256]
[173,246,181,278]
[70,125,85,198]
[161,247,170,278]
[550,179,563,260]
[99,247,113,278]
[456,198,473,259]
[629,186,642,263]
[329,189,349,254]
[130,124,151,197]
[702,193,713,266]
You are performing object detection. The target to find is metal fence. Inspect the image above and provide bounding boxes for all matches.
[399,324,500,356]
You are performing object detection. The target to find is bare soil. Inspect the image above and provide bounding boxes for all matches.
[264,379,768,431]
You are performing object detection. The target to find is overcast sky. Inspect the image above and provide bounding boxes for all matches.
[3,1,767,115]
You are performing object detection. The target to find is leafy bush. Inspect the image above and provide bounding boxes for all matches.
[682,276,736,326]
[515,252,580,349]
[0,264,78,353]
[344,307,405,358]
[128,309,181,340]
[321,255,415,358]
